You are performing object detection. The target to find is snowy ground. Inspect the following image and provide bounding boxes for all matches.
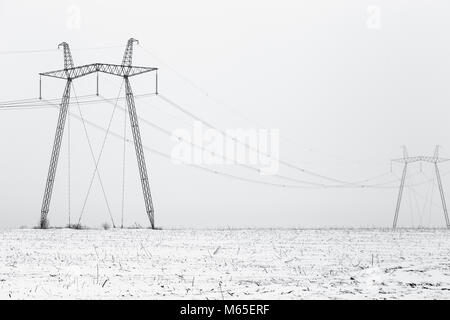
[0,228,449,299]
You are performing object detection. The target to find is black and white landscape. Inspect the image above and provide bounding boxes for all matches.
[0,1,450,301]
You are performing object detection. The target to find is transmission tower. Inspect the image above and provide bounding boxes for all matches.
[39,38,158,229]
[392,146,450,229]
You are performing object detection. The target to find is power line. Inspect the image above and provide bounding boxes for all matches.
[99,95,329,187]
[0,92,411,188]
[0,44,444,193]
[0,92,156,109]
[99,95,414,190]
[0,45,123,55]
[3,93,444,190]
[99,94,404,189]
[40,96,444,193]
[52,102,328,190]
[157,93,391,187]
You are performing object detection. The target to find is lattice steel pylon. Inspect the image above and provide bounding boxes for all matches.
[39,38,158,229]
[392,146,450,229]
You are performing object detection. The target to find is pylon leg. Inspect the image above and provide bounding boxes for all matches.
[393,163,408,229]
[40,79,72,228]
[124,77,155,229]
[434,163,450,229]
[39,76,42,100]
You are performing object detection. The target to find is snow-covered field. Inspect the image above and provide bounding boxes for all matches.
[0,228,449,299]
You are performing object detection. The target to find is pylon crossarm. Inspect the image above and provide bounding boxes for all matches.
[392,156,450,164]
[40,63,157,80]
[98,64,156,78]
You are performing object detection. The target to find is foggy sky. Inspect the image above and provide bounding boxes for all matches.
[1,0,450,229]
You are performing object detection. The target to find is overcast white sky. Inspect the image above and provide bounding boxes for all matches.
[1,0,450,229]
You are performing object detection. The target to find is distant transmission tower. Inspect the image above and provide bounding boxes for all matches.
[392,146,450,229]
[39,38,158,229]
